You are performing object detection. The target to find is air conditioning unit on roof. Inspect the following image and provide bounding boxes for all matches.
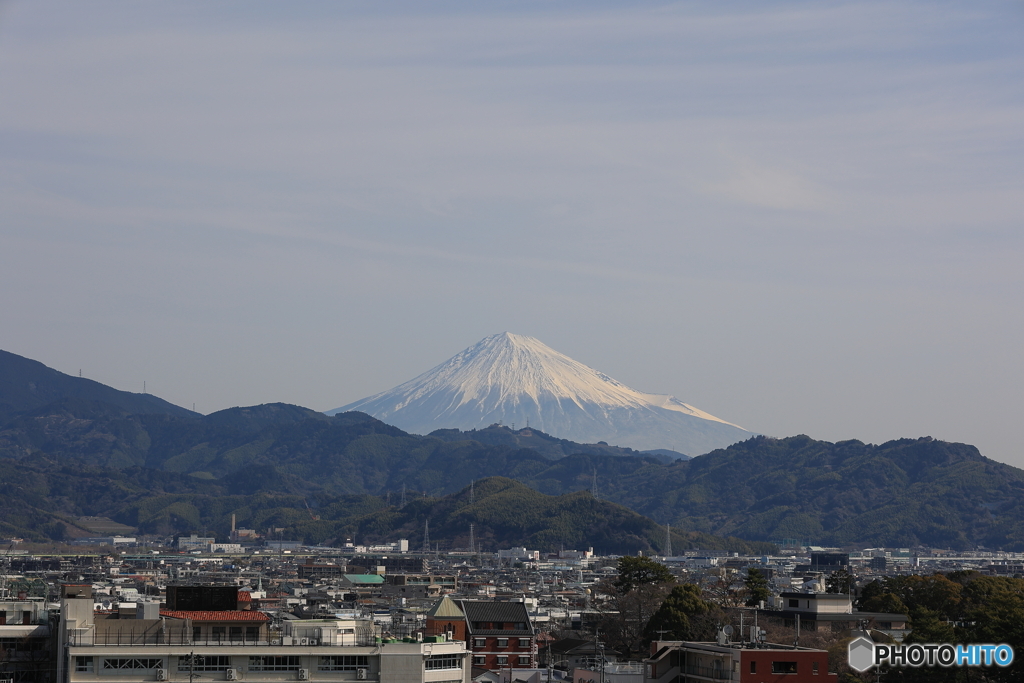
[297,669,309,681]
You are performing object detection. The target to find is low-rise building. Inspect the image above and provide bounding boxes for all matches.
[58,585,470,683]
[645,639,838,683]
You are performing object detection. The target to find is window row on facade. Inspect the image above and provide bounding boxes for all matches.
[74,657,376,674]
[471,638,530,648]
[471,656,530,667]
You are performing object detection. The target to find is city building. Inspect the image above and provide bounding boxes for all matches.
[645,639,838,683]
[57,585,470,683]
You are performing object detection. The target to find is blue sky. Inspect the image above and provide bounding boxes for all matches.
[2,1,1023,464]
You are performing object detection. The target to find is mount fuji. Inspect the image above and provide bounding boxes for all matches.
[327,332,754,455]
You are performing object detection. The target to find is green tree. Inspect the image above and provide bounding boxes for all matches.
[644,583,719,642]
[744,568,769,607]
[41,521,66,542]
[614,556,674,593]
[860,592,907,615]
[598,555,676,659]
[825,568,853,595]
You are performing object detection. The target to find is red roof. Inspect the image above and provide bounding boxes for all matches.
[237,591,252,602]
[160,610,269,622]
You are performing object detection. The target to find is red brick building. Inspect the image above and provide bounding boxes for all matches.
[425,597,536,671]
[646,639,838,682]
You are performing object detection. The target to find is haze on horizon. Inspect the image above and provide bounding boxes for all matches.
[1,2,1022,466]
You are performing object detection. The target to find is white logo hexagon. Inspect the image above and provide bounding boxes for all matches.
[848,636,875,672]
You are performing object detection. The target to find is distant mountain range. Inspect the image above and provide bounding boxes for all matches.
[0,349,196,422]
[3,347,1023,552]
[329,332,752,455]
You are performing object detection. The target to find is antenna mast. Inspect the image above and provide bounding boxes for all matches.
[423,519,430,552]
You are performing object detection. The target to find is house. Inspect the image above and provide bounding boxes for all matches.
[425,598,537,672]
[768,592,907,638]
[645,639,838,683]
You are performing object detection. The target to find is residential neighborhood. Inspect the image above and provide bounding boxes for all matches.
[5,537,1021,683]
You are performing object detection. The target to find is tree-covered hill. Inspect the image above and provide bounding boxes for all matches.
[0,349,196,422]
[595,435,1024,550]
[3,384,1024,549]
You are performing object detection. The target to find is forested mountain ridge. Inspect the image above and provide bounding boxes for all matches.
[0,349,196,422]
[2,356,1023,550]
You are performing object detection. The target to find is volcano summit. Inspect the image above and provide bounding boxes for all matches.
[328,332,753,454]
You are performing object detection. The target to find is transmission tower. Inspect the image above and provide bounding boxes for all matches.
[469,523,475,554]
[470,480,475,503]
[665,523,672,557]
[423,519,430,552]
[591,471,598,499]
[401,483,406,507]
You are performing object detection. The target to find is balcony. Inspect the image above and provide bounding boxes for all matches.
[682,663,732,681]
[68,633,380,648]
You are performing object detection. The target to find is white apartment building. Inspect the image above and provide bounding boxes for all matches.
[57,585,469,683]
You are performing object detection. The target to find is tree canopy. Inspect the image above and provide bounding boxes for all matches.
[614,555,674,594]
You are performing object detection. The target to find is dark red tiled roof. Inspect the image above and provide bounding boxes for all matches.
[237,591,252,601]
[160,610,269,622]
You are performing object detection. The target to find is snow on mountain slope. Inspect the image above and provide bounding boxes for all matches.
[327,332,754,454]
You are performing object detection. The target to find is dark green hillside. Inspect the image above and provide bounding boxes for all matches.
[0,349,196,421]
[330,477,774,555]
[0,455,770,555]
[592,435,1024,550]
[3,359,1024,551]
[428,424,650,459]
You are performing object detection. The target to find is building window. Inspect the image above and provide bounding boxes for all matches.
[497,638,508,648]
[319,656,368,671]
[813,661,819,674]
[497,656,508,666]
[518,638,530,648]
[772,661,798,674]
[474,638,486,647]
[75,657,94,673]
[789,599,799,608]
[249,656,300,672]
[750,661,756,674]
[102,659,164,670]
[246,626,259,640]
[179,656,230,672]
[229,627,243,640]
[212,626,226,641]
[473,656,485,666]
[425,655,461,671]
[517,656,530,666]
[192,626,202,642]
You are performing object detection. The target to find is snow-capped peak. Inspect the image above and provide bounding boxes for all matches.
[375,332,739,428]
[329,333,752,454]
